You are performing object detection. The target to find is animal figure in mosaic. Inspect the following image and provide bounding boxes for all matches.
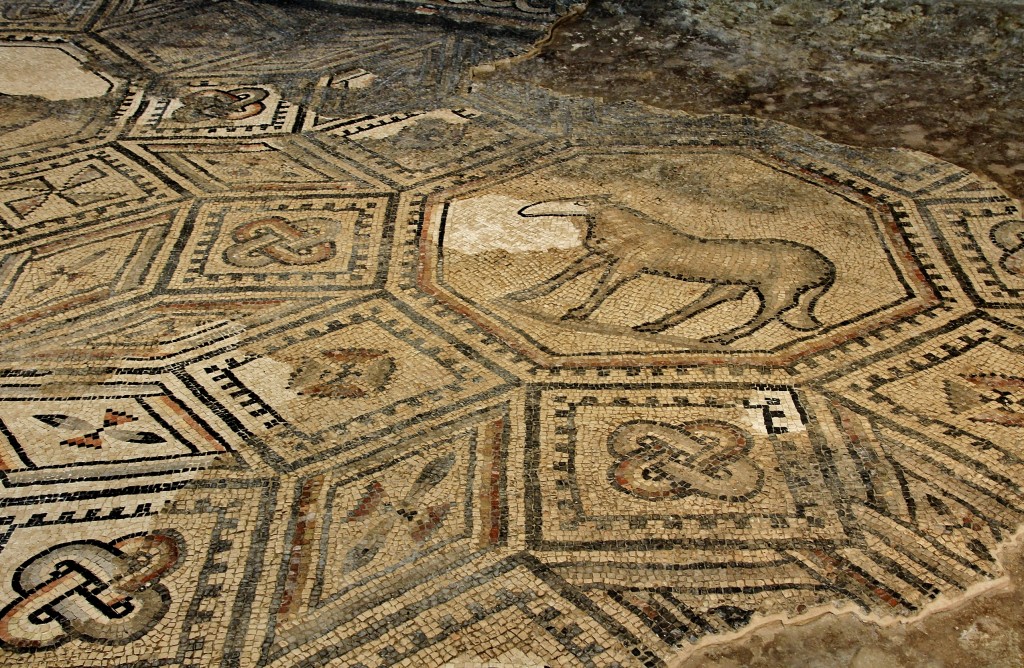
[509,196,836,344]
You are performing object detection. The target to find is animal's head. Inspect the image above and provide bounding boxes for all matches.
[517,195,612,218]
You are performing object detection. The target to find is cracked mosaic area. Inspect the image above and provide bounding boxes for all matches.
[0,1,1022,666]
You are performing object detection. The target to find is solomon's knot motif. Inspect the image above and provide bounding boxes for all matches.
[609,420,762,502]
[0,533,182,650]
[223,216,343,268]
[171,87,268,123]
[991,219,1024,276]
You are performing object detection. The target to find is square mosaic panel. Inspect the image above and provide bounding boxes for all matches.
[129,83,301,138]
[0,481,271,664]
[167,195,394,292]
[310,108,545,188]
[0,147,178,240]
[183,296,511,470]
[525,385,846,551]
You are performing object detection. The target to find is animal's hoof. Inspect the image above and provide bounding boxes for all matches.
[561,310,588,321]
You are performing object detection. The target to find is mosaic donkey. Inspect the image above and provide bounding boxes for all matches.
[509,196,836,344]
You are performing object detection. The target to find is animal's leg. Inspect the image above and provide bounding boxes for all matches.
[562,259,640,321]
[633,284,748,333]
[505,252,605,302]
[779,282,829,330]
[704,287,795,344]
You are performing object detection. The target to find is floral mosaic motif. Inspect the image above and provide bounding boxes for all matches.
[34,410,166,449]
[344,453,456,570]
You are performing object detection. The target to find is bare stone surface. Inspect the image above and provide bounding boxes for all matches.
[675,535,1024,668]
[508,0,1024,199]
[0,45,112,100]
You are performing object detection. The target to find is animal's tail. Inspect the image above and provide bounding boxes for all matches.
[780,282,830,330]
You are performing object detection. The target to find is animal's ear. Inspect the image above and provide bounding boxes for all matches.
[571,194,610,206]
[517,202,542,217]
[519,199,580,217]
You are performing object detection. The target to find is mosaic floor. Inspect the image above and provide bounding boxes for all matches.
[1,1,1023,666]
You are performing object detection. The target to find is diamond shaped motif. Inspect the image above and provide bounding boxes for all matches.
[0,377,227,490]
[183,297,511,470]
[271,407,507,636]
[123,137,385,193]
[0,210,179,332]
[311,108,543,188]
[825,315,1024,470]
